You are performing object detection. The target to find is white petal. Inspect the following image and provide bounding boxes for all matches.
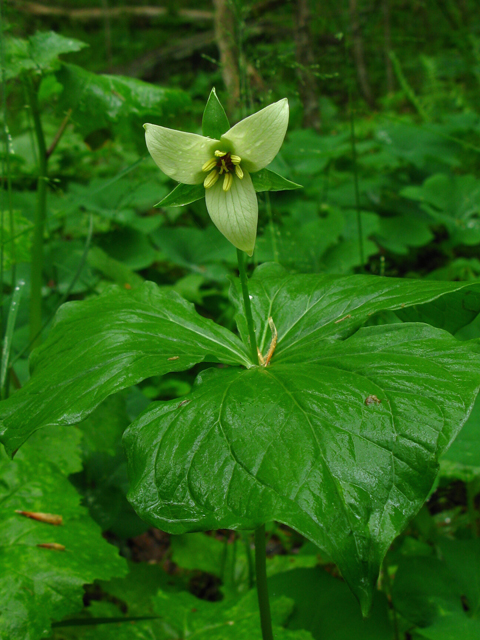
[144,124,218,185]
[221,99,289,173]
[205,170,258,256]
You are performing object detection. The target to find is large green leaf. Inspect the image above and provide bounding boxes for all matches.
[268,567,393,639]
[0,282,249,456]
[0,446,126,640]
[5,32,87,80]
[392,540,480,639]
[151,589,313,640]
[441,394,480,481]
[401,174,480,246]
[124,322,480,612]
[230,264,480,361]
[55,63,190,136]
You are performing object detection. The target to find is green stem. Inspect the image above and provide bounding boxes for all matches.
[241,531,255,590]
[467,480,479,538]
[349,102,365,273]
[255,525,274,640]
[265,193,279,263]
[382,556,400,640]
[0,279,24,400]
[237,249,259,365]
[27,80,48,348]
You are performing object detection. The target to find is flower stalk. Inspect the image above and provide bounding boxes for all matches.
[237,249,259,366]
[255,525,274,640]
[27,80,48,348]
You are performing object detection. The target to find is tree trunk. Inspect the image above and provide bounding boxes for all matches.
[349,0,375,108]
[382,0,394,93]
[294,0,321,130]
[213,0,240,115]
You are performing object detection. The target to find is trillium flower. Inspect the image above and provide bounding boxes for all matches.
[144,97,289,256]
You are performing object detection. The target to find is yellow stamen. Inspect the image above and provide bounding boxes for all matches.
[235,164,244,179]
[230,155,242,164]
[221,159,228,172]
[223,173,233,192]
[204,169,219,189]
[215,150,227,157]
[202,157,217,172]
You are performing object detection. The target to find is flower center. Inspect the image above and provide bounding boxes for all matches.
[202,150,244,192]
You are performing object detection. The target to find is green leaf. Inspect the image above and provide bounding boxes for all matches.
[98,228,157,270]
[171,532,317,596]
[392,541,480,639]
[269,567,393,639]
[171,533,251,597]
[124,322,480,613]
[251,169,302,193]
[73,562,185,639]
[73,395,148,539]
[78,575,311,640]
[152,225,236,277]
[376,215,433,255]
[88,246,144,289]
[4,32,87,80]
[155,183,205,208]
[202,88,230,139]
[442,395,480,481]
[152,589,313,640]
[229,264,480,360]
[0,282,250,456]
[55,63,190,136]
[0,446,126,640]
[21,426,83,476]
[401,174,480,246]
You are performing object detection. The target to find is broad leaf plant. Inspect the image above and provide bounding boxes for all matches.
[1,89,480,638]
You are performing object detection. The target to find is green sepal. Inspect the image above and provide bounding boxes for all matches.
[252,169,302,193]
[202,88,230,139]
[155,183,205,208]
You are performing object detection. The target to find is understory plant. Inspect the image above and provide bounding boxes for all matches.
[2,89,480,640]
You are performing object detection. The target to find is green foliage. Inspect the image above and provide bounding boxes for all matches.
[0,282,249,456]
[269,568,393,639]
[252,169,302,193]
[0,436,126,640]
[202,87,230,139]
[5,31,87,80]
[401,174,480,246]
[55,64,191,137]
[392,540,480,638]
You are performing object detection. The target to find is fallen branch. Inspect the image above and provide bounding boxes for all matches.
[18,2,213,21]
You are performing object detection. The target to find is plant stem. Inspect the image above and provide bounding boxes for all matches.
[255,525,274,640]
[237,249,259,365]
[27,80,48,348]
[265,193,279,263]
[467,480,479,538]
[349,102,365,273]
[0,280,24,400]
[382,556,400,640]
[241,531,255,590]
